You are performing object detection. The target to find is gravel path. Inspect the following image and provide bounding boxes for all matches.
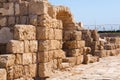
[47,55,120,80]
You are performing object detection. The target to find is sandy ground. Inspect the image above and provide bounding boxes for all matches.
[47,55,120,80]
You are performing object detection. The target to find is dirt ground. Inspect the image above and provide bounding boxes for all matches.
[47,55,120,80]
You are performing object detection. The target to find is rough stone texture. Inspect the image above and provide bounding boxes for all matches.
[14,25,36,40]
[0,0,120,79]
[0,69,7,80]
[0,27,13,43]
[0,54,15,68]
[6,40,24,53]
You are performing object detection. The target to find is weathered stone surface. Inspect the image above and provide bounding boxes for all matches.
[7,40,24,53]
[38,51,49,63]
[50,40,61,50]
[0,54,15,68]
[38,40,50,51]
[22,53,32,65]
[65,49,80,57]
[0,17,7,26]
[15,54,22,65]
[63,40,85,49]
[0,69,7,80]
[29,1,47,15]
[39,61,53,77]
[14,25,36,40]
[53,50,65,59]
[54,29,62,40]
[24,40,38,53]
[37,27,49,40]
[0,3,14,16]
[62,57,76,66]
[8,17,15,26]
[29,15,37,26]
[0,27,13,43]
[22,64,37,78]
[76,55,84,65]
[13,65,23,79]
[83,54,99,64]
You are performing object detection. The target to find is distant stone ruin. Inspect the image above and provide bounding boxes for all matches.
[0,0,120,80]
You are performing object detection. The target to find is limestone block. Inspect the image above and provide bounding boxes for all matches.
[37,14,51,26]
[24,40,29,53]
[15,54,22,65]
[0,54,15,68]
[8,16,15,26]
[22,53,32,65]
[104,44,116,50]
[29,40,38,53]
[7,66,14,80]
[29,1,47,15]
[15,16,20,24]
[49,28,54,40]
[32,53,37,64]
[94,50,107,58]
[37,27,49,40]
[63,23,77,30]
[0,3,14,16]
[20,16,28,24]
[39,62,53,77]
[0,27,13,43]
[63,41,77,49]
[99,50,107,58]
[72,31,82,40]
[54,29,62,40]
[0,17,7,26]
[50,40,61,50]
[61,63,70,69]
[24,40,38,53]
[22,65,29,77]
[38,51,49,63]
[63,30,72,41]
[76,55,84,65]
[14,25,36,40]
[15,3,20,15]
[83,54,99,64]
[53,50,65,59]
[48,51,54,61]
[62,57,76,67]
[38,40,50,51]
[77,41,85,48]
[57,59,63,69]
[66,49,80,57]
[110,50,117,56]
[7,40,24,53]
[13,65,23,79]
[19,2,28,15]
[29,64,37,77]
[0,69,7,80]
[91,30,99,41]
[29,15,37,26]
[83,47,91,55]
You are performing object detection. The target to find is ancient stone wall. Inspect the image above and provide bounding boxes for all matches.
[0,0,120,80]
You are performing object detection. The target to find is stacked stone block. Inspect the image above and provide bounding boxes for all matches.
[0,69,7,80]
[0,0,48,28]
[62,30,86,66]
[0,25,37,80]
[37,16,65,78]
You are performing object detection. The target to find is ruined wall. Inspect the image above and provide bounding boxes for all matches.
[0,0,120,80]
[100,33,120,38]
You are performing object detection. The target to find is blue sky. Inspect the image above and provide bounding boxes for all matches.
[48,0,120,30]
